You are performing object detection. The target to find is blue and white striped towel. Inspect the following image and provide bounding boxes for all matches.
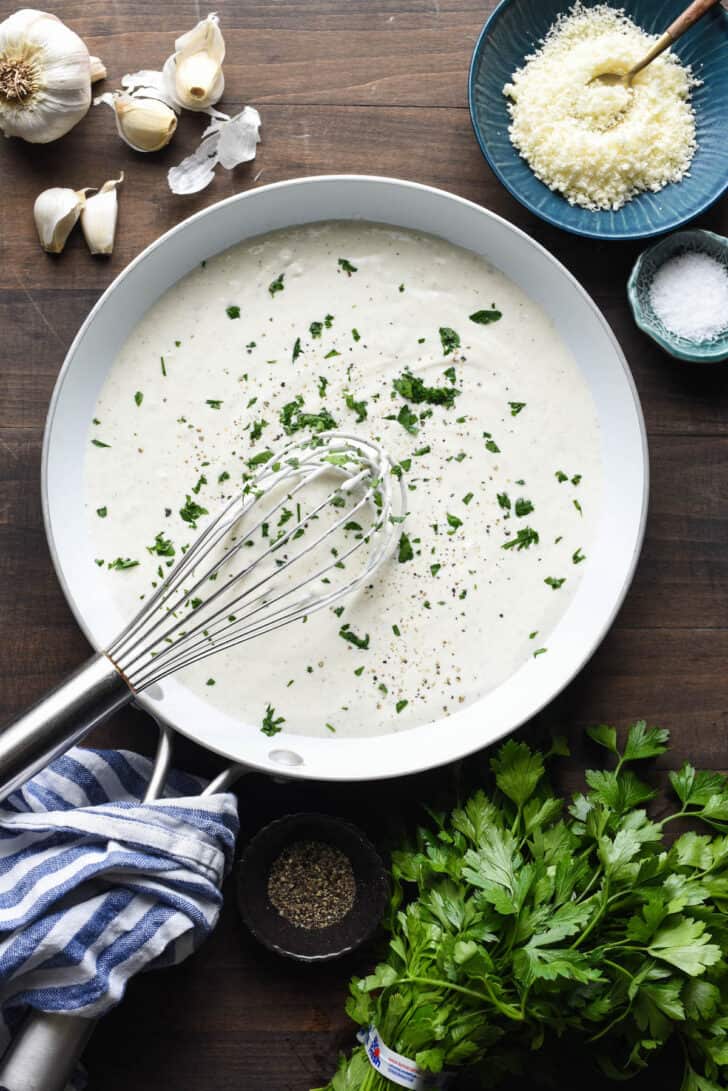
[0,747,239,1058]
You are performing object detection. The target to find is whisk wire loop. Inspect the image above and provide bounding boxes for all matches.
[107,433,404,692]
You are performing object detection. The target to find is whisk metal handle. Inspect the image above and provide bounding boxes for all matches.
[0,655,132,804]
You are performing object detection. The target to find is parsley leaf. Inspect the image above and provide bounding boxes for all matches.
[502,526,539,551]
[344,393,368,422]
[339,624,369,650]
[179,495,208,529]
[469,308,502,324]
[393,370,459,408]
[439,327,460,355]
[268,273,285,297]
[225,305,240,319]
[261,704,285,736]
[398,533,414,563]
[280,396,337,435]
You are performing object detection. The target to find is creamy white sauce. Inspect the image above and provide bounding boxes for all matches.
[85,222,602,739]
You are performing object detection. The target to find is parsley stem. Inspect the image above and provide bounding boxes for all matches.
[402,975,523,1022]
[570,882,609,950]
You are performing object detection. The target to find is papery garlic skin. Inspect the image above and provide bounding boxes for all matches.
[168,106,261,195]
[81,173,123,255]
[96,91,177,152]
[162,13,224,111]
[0,9,95,143]
[33,185,87,252]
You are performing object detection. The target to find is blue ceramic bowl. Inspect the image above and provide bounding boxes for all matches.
[627,229,728,362]
[469,0,728,240]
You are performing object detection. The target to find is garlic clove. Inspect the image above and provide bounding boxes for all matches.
[120,69,179,111]
[162,13,225,111]
[33,186,88,253]
[0,9,93,143]
[81,173,123,255]
[96,91,177,152]
[89,56,106,83]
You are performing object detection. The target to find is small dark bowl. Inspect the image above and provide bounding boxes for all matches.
[236,812,389,962]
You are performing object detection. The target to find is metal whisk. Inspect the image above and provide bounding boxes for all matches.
[0,432,404,802]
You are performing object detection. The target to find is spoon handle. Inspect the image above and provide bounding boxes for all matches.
[629,0,721,79]
[667,0,722,40]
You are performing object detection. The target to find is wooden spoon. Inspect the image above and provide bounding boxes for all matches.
[591,0,721,87]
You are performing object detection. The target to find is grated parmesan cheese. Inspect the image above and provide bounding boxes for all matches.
[503,4,699,212]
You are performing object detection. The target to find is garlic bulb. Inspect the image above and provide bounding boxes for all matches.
[0,9,102,143]
[33,186,87,252]
[96,91,177,152]
[81,173,123,255]
[162,13,224,111]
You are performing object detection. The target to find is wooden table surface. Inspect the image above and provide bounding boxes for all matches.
[2,1,727,1087]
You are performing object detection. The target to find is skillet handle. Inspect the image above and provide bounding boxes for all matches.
[0,1012,94,1091]
[0,654,132,804]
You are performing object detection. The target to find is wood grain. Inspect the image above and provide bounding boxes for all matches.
[1,0,727,1087]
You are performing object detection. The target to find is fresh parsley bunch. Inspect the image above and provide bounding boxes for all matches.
[313,724,728,1091]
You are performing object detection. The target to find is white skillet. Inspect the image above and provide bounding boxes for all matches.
[40,175,648,782]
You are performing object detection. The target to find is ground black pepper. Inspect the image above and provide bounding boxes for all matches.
[267,839,356,929]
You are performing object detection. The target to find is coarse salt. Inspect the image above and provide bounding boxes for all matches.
[649,252,728,343]
[503,4,699,212]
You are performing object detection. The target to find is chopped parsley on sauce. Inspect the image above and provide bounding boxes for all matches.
[134,391,143,407]
[292,337,303,362]
[96,506,107,518]
[338,258,358,275]
[268,273,285,297]
[206,399,222,409]
[508,401,526,416]
[310,321,323,338]
[179,495,208,528]
[226,305,241,319]
[249,418,268,442]
[544,576,566,590]
[339,624,369,649]
[107,557,139,571]
[92,438,110,448]
[502,526,539,551]
[148,532,175,557]
[280,396,337,435]
[398,533,414,563]
[515,498,534,517]
[387,403,418,434]
[352,328,361,342]
[396,699,408,714]
[344,392,368,422]
[261,704,285,736]
[248,449,274,468]
[573,548,586,564]
[393,370,459,408]
[469,308,502,324]
[439,326,460,355]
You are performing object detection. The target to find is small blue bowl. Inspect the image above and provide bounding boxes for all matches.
[469,0,728,240]
[627,229,728,362]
